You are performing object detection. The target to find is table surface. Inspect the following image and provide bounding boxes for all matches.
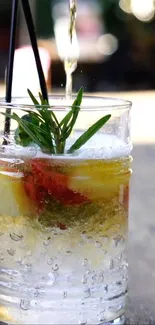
[0,86,155,324]
[97,91,155,324]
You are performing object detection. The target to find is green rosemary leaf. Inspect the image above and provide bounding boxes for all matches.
[60,110,73,135]
[38,92,57,133]
[15,114,39,147]
[72,87,84,109]
[15,128,32,147]
[12,113,46,149]
[67,114,111,153]
[64,87,83,134]
[22,110,44,123]
[2,112,30,147]
[28,91,54,143]
[51,111,60,129]
[27,89,40,106]
[39,92,48,106]
[60,87,83,130]
[28,90,58,152]
[1,112,12,119]
[22,122,52,149]
[61,125,72,141]
[60,110,72,128]
[22,120,49,137]
[38,93,52,119]
[39,93,61,130]
[7,88,111,155]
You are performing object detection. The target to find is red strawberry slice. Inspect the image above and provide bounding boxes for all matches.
[24,174,47,211]
[123,185,129,211]
[30,160,90,205]
[24,159,90,208]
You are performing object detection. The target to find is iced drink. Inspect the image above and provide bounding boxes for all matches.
[0,96,132,324]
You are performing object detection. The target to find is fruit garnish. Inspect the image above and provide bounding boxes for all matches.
[3,88,111,155]
[24,174,47,211]
[68,159,131,201]
[24,159,90,207]
[0,306,14,323]
[123,185,129,210]
[0,167,35,217]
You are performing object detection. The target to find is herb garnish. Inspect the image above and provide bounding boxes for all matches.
[4,88,111,154]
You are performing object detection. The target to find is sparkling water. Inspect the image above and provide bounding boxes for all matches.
[0,134,132,324]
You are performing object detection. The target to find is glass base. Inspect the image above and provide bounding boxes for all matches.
[100,314,125,325]
[0,315,125,325]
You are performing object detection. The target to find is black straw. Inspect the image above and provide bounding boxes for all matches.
[21,0,48,102]
[4,0,19,137]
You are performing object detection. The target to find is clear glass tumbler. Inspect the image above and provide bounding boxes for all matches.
[0,95,132,324]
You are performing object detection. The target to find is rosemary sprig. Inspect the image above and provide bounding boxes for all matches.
[68,114,111,153]
[3,89,111,155]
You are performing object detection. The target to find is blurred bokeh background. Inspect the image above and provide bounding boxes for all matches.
[1,0,155,92]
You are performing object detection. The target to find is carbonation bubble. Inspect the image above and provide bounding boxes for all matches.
[43,237,51,246]
[7,248,15,256]
[0,253,4,261]
[82,258,88,266]
[95,241,102,248]
[20,299,30,311]
[63,291,67,298]
[10,233,23,241]
[82,275,87,284]
[52,264,59,272]
[47,258,53,265]
[83,286,91,298]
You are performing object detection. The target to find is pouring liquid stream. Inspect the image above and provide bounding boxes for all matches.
[65,0,79,100]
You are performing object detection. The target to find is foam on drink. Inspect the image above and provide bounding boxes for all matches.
[0,133,132,161]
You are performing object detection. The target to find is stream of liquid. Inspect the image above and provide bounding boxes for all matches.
[65,0,78,99]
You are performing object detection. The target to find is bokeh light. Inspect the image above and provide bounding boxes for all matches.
[119,0,155,21]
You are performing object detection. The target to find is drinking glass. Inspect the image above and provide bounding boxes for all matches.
[0,95,132,324]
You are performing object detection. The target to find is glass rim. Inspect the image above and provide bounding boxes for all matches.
[0,94,132,111]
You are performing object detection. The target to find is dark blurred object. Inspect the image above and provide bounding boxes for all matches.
[1,0,155,91]
[37,0,155,92]
[96,0,155,91]
[0,0,12,80]
[36,0,54,38]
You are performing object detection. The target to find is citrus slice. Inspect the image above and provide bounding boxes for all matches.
[68,159,131,201]
[0,168,35,217]
[0,306,14,323]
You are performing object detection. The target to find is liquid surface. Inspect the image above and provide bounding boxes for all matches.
[0,133,132,160]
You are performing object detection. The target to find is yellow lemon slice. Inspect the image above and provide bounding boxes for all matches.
[0,306,15,323]
[68,159,131,201]
[0,169,35,217]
